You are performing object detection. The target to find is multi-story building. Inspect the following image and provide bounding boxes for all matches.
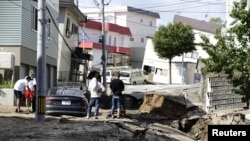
[58,0,88,83]
[78,20,132,71]
[142,15,222,84]
[0,0,59,89]
[0,0,89,90]
[80,6,160,68]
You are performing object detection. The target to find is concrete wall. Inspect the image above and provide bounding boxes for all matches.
[0,89,15,106]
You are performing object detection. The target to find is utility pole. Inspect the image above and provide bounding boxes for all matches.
[36,0,46,121]
[101,0,107,94]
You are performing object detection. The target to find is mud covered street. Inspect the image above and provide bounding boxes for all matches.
[0,106,195,141]
[1,84,250,141]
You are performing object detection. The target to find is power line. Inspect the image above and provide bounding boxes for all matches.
[46,6,79,59]
[9,0,84,60]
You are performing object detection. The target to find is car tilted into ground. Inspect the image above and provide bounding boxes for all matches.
[45,87,88,117]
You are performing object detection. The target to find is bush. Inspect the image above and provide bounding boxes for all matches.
[0,81,13,89]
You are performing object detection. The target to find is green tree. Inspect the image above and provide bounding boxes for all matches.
[200,0,250,102]
[152,23,195,84]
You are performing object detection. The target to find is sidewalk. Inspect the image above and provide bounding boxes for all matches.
[0,105,35,118]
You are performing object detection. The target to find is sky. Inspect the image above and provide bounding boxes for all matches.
[77,0,226,27]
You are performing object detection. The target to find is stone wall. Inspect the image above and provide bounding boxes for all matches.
[0,89,15,106]
[202,74,248,113]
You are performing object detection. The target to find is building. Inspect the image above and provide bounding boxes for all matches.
[0,0,59,89]
[58,0,88,83]
[0,0,89,89]
[80,6,160,68]
[78,20,132,71]
[142,15,222,84]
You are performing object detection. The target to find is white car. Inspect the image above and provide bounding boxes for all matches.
[119,69,147,85]
[101,70,116,83]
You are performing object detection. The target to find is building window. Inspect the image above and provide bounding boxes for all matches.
[155,68,168,76]
[192,52,199,59]
[32,7,38,31]
[185,52,199,59]
[185,53,192,58]
[113,37,116,46]
[149,21,153,26]
[71,23,78,35]
[129,37,134,42]
[109,36,111,45]
[121,37,124,46]
[65,18,71,37]
[141,38,144,43]
[47,18,51,40]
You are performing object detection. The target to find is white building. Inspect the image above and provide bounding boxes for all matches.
[142,15,222,85]
[80,6,160,68]
[78,20,132,70]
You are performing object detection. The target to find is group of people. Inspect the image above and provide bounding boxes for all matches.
[87,71,124,119]
[13,69,122,118]
[13,70,36,113]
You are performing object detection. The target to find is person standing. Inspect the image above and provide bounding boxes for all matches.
[110,71,124,118]
[24,75,35,113]
[14,76,31,113]
[86,73,105,119]
[29,70,36,112]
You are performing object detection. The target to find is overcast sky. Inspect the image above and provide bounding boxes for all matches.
[77,0,226,27]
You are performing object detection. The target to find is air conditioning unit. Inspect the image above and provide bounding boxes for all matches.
[99,39,103,43]
[66,29,72,38]
[99,35,103,43]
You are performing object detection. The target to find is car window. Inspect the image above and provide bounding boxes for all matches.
[48,88,83,97]
[120,72,130,77]
[132,72,137,77]
[48,88,63,96]
[63,89,83,97]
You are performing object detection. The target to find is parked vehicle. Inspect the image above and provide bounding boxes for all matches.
[45,87,88,117]
[119,69,147,85]
[101,66,131,83]
[101,70,116,83]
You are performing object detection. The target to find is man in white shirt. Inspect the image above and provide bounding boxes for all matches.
[86,73,105,119]
[14,76,31,112]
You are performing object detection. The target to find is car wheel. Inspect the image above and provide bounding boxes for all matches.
[143,80,147,84]
[133,82,136,85]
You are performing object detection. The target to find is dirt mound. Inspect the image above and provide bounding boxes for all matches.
[138,93,188,119]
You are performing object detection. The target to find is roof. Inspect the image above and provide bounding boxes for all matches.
[59,0,87,22]
[127,6,160,18]
[173,15,223,34]
[82,6,160,19]
[79,20,132,36]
